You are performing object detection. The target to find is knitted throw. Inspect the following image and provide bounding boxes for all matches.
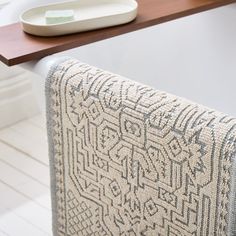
[46,59,236,236]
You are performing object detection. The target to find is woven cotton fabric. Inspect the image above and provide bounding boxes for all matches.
[46,59,236,236]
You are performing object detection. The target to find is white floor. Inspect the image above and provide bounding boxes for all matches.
[0,115,52,236]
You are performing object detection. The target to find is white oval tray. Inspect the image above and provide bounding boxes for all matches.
[20,0,138,37]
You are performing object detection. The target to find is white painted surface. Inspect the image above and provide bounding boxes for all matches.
[0,115,52,236]
[0,142,49,187]
[0,63,40,129]
[0,119,49,166]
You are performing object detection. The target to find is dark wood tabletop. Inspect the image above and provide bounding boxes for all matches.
[0,0,235,66]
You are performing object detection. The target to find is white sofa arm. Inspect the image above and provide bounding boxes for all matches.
[21,56,71,78]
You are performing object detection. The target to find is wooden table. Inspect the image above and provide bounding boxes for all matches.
[0,0,235,66]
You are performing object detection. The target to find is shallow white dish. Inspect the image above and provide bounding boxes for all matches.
[20,0,138,37]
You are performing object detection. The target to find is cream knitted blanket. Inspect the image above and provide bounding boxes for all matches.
[46,59,236,236]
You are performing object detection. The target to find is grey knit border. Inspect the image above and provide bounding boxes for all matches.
[45,57,72,236]
[228,154,236,236]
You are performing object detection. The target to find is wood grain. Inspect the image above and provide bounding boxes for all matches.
[0,0,235,66]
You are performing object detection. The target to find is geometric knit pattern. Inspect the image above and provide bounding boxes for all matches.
[46,59,236,236]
